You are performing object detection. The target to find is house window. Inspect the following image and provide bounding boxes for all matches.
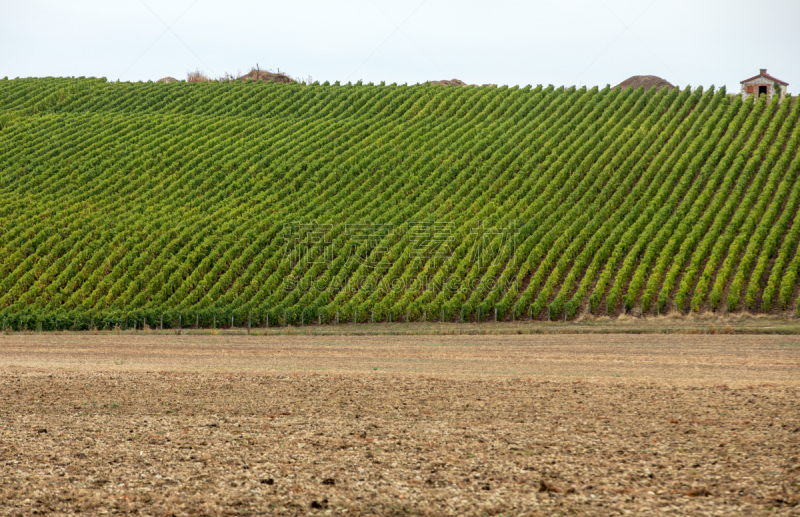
[746,85,755,93]
[758,85,768,97]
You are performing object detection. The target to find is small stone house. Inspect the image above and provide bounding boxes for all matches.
[741,69,788,102]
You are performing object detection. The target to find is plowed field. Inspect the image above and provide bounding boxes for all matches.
[1,333,799,515]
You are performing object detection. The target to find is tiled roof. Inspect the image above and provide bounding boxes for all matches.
[741,73,789,86]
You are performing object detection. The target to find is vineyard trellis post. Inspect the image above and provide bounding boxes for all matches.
[160,314,163,330]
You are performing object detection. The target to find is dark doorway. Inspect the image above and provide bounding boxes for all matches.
[759,85,768,97]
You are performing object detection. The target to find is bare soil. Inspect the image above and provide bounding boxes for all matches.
[238,69,294,84]
[615,75,676,91]
[1,333,799,515]
[427,79,467,87]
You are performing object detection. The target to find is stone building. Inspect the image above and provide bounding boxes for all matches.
[741,69,788,102]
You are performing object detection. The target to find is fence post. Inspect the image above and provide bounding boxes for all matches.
[160,314,163,330]
[248,313,251,333]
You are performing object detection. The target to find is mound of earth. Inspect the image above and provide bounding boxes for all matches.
[615,75,675,91]
[238,69,294,84]
[156,77,179,84]
[428,79,467,86]
[427,79,495,87]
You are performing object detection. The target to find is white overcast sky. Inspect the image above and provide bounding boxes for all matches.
[1,0,798,92]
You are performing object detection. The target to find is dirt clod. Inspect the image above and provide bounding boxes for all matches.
[310,499,328,509]
[539,480,562,493]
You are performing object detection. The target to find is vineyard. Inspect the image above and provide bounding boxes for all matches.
[0,76,799,330]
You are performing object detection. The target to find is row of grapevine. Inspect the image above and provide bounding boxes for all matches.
[0,77,798,328]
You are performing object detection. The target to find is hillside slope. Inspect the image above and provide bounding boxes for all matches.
[0,77,798,329]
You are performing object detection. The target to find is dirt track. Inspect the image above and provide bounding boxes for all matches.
[1,333,799,515]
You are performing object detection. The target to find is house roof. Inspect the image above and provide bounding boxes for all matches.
[741,72,789,86]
